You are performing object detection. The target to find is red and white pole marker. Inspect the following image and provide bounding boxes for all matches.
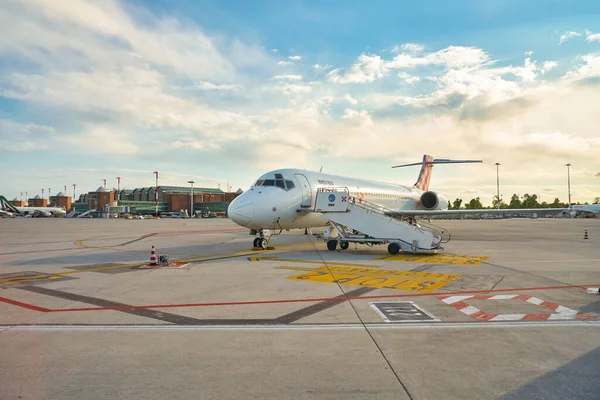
[149,246,157,265]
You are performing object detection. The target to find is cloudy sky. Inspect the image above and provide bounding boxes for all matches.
[1,0,599,204]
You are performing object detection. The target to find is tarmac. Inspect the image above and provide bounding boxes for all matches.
[1,217,599,400]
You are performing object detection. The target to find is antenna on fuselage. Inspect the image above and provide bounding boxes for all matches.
[319,166,323,173]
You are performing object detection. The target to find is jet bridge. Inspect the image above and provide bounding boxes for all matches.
[313,188,447,254]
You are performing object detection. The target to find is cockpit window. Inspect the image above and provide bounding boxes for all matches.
[253,177,297,191]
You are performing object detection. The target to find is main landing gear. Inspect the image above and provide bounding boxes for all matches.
[326,240,349,251]
[253,237,268,249]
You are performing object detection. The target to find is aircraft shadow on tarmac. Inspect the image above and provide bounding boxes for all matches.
[580,300,600,315]
[500,347,600,400]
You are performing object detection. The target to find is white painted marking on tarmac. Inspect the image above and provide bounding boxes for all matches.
[526,297,544,305]
[2,321,600,331]
[555,305,577,316]
[460,306,480,315]
[490,314,527,321]
[442,295,472,304]
[489,295,516,300]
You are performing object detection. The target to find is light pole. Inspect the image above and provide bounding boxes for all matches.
[187,180,195,218]
[495,163,501,209]
[153,171,159,218]
[116,177,121,205]
[41,188,44,199]
[64,185,67,194]
[102,179,106,190]
[565,163,571,206]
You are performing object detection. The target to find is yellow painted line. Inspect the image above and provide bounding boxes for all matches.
[282,265,461,293]
[376,253,488,265]
[0,272,64,285]
[250,256,381,268]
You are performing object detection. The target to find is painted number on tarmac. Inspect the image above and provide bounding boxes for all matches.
[370,301,439,322]
[278,266,460,293]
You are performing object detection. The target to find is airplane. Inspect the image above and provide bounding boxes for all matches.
[568,204,600,218]
[227,154,567,249]
[0,195,67,217]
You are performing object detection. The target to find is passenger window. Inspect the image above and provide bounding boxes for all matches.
[275,180,285,188]
[285,180,295,189]
[263,180,275,186]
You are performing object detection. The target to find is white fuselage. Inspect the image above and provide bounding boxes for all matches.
[228,168,448,230]
[16,206,66,216]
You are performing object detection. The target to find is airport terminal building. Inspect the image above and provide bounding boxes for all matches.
[71,186,242,216]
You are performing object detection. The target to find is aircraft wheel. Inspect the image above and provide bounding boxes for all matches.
[259,238,268,249]
[253,238,260,248]
[388,243,400,255]
[327,240,337,251]
[340,241,349,250]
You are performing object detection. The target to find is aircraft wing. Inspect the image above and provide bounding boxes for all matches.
[385,208,567,216]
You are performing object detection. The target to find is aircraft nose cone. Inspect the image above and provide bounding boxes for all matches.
[228,201,253,226]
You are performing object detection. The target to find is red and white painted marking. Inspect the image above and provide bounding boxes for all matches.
[437,294,596,321]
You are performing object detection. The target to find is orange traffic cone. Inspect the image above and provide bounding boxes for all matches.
[149,245,157,265]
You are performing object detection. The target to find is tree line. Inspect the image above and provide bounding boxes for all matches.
[448,195,600,210]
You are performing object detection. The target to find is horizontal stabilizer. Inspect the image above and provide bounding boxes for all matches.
[392,159,483,168]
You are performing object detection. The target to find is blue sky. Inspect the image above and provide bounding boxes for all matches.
[1,0,599,204]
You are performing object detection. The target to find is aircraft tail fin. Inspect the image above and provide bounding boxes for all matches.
[0,196,20,214]
[392,155,483,191]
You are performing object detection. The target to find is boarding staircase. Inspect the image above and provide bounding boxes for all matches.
[313,188,448,254]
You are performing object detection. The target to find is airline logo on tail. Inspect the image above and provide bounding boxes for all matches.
[0,196,20,214]
[414,154,435,191]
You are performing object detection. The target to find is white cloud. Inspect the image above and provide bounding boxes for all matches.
[559,31,581,44]
[542,61,558,73]
[525,51,534,56]
[288,55,302,61]
[344,94,358,105]
[387,46,489,69]
[398,72,421,84]
[586,32,600,42]
[342,109,374,127]
[313,64,332,70]
[562,54,600,80]
[195,81,242,91]
[0,119,55,151]
[392,43,425,53]
[270,84,312,95]
[271,48,278,52]
[272,74,303,81]
[57,126,140,155]
[277,60,291,66]
[328,54,388,83]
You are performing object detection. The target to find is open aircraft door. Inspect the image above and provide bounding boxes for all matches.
[294,173,313,208]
